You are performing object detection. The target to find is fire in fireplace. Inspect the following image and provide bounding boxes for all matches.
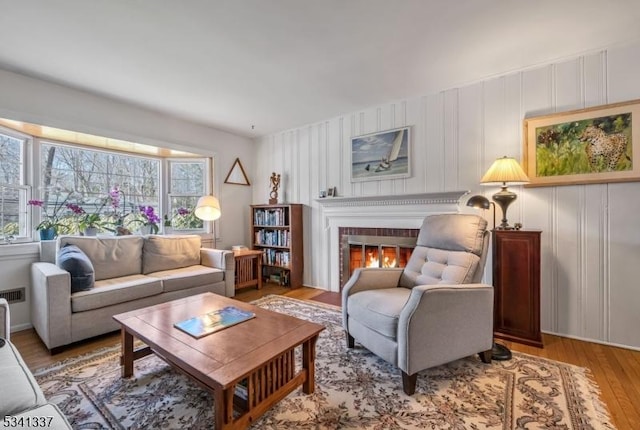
[341,233,417,287]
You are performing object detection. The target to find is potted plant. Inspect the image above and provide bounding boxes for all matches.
[104,185,134,235]
[79,213,104,236]
[171,207,203,230]
[134,205,160,235]
[74,196,110,236]
[28,192,73,240]
[35,216,59,240]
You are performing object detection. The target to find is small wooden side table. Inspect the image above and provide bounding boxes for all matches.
[233,249,263,291]
[492,229,542,348]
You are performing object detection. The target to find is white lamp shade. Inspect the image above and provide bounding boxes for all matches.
[194,195,221,221]
[480,156,530,185]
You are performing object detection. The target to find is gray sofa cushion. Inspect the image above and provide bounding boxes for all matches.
[71,275,163,312]
[58,235,143,281]
[0,340,47,417]
[147,265,224,293]
[57,244,95,293]
[142,235,201,275]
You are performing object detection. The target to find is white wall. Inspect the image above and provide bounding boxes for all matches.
[254,42,640,350]
[0,68,255,330]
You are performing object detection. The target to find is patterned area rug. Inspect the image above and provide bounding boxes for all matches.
[34,295,615,429]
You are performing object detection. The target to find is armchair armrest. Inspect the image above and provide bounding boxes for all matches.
[30,262,73,350]
[342,267,403,297]
[200,248,235,297]
[397,283,494,375]
[0,298,9,340]
[342,267,403,331]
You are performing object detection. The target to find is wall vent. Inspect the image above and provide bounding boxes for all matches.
[0,287,25,304]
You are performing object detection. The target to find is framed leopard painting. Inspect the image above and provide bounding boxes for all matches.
[523,99,640,186]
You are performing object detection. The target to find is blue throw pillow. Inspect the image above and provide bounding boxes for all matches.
[57,244,95,293]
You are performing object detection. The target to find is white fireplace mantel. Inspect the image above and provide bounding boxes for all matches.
[315,191,468,208]
[316,190,469,291]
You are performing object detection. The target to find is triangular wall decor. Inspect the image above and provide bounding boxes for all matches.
[224,158,251,185]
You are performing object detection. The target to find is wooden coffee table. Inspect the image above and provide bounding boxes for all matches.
[112,293,324,429]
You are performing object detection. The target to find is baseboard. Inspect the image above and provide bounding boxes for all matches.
[542,330,640,352]
[301,283,330,291]
[10,322,33,334]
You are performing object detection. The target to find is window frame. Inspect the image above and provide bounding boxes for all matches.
[165,157,212,234]
[36,139,164,235]
[0,126,32,243]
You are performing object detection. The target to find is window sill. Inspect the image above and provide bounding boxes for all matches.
[0,242,40,257]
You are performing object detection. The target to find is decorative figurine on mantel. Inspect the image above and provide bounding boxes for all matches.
[269,172,281,204]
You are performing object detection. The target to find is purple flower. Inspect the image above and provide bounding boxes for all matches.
[139,206,160,225]
[177,207,190,216]
[66,203,85,215]
[28,200,44,207]
[109,186,121,209]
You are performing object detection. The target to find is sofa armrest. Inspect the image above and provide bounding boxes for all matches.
[342,267,403,331]
[30,262,73,350]
[0,298,9,340]
[397,283,494,374]
[200,248,235,297]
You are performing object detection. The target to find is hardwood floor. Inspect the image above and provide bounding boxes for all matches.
[11,285,640,429]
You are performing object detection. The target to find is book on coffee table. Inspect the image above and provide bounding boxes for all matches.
[174,306,255,338]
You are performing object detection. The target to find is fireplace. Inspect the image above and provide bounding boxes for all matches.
[340,227,419,287]
[315,191,468,292]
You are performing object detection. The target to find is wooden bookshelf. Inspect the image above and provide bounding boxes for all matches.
[250,204,303,288]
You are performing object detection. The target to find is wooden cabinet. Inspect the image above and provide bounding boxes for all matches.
[492,230,543,348]
[250,204,303,289]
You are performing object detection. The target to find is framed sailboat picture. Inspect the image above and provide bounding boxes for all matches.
[350,126,411,182]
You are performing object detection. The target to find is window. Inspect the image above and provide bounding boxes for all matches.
[0,119,212,241]
[39,142,161,234]
[168,159,206,230]
[0,131,29,242]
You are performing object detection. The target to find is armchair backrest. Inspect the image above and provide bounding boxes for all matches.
[399,214,489,287]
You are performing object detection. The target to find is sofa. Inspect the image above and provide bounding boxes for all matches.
[1,298,73,429]
[31,234,234,351]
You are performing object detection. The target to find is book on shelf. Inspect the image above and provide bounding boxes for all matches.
[254,229,290,247]
[253,208,287,226]
[262,249,290,267]
[267,270,289,286]
[269,273,281,283]
[174,306,255,339]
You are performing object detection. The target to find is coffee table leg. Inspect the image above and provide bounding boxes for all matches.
[302,335,319,394]
[213,387,235,429]
[121,328,134,378]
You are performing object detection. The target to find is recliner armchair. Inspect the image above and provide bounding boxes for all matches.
[342,213,494,395]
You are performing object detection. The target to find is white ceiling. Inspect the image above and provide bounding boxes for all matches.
[2,1,640,139]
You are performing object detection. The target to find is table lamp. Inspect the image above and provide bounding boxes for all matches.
[480,156,529,229]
